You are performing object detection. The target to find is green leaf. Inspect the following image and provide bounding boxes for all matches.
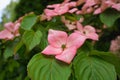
[22,30,42,51]
[4,46,13,59]
[100,9,120,27]
[3,41,17,59]
[27,53,71,80]
[21,14,37,30]
[73,52,116,80]
[14,41,24,54]
[90,50,120,75]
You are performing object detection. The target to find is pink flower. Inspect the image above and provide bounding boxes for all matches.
[0,21,20,40]
[112,3,120,11]
[44,1,77,20]
[110,36,120,53]
[42,29,86,64]
[75,22,98,40]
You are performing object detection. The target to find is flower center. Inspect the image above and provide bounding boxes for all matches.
[61,44,66,50]
[83,31,86,34]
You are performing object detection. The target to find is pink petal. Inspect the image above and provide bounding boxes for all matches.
[14,23,20,31]
[55,46,77,64]
[67,32,86,48]
[65,23,76,30]
[76,10,83,14]
[4,22,14,32]
[82,0,96,10]
[48,29,68,47]
[76,21,84,32]
[56,5,69,15]
[84,25,99,40]
[42,45,62,55]
[47,4,60,8]
[68,8,78,13]
[79,17,84,23]
[94,8,102,14]
[85,0,96,7]
[86,7,93,13]
[44,9,58,17]
[112,3,120,11]
[0,29,14,40]
[85,33,99,40]
[68,2,77,7]
[84,25,96,33]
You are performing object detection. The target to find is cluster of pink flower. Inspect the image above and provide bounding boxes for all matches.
[41,0,103,64]
[76,0,120,14]
[42,21,98,64]
[0,18,22,40]
[41,0,120,21]
[110,36,120,54]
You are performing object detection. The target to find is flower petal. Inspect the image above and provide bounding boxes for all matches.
[55,46,77,64]
[68,8,78,13]
[94,8,102,14]
[83,0,96,8]
[14,23,20,31]
[48,29,68,47]
[84,25,96,33]
[0,29,14,40]
[4,22,14,32]
[84,25,99,40]
[44,9,58,17]
[86,33,99,40]
[42,45,62,55]
[56,5,69,15]
[67,32,86,48]
[112,3,120,11]
[65,23,76,30]
[47,4,60,8]
[76,22,83,32]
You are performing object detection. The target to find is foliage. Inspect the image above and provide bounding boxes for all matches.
[15,0,63,19]
[0,0,120,80]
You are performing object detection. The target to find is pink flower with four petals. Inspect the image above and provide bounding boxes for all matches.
[42,29,86,64]
[75,22,98,40]
[0,21,20,40]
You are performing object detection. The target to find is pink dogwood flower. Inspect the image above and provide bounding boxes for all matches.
[75,22,98,40]
[110,36,120,53]
[42,29,86,64]
[0,21,20,40]
[44,1,77,20]
[112,3,120,11]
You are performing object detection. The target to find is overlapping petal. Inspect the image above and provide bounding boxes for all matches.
[112,3,120,11]
[76,22,99,41]
[55,46,77,64]
[4,22,14,32]
[42,45,62,55]
[0,21,20,40]
[76,21,83,32]
[0,29,14,40]
[84,25,98,40]
[44,9,58,19]
[48,29,68,47]
[67,32,86,48]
